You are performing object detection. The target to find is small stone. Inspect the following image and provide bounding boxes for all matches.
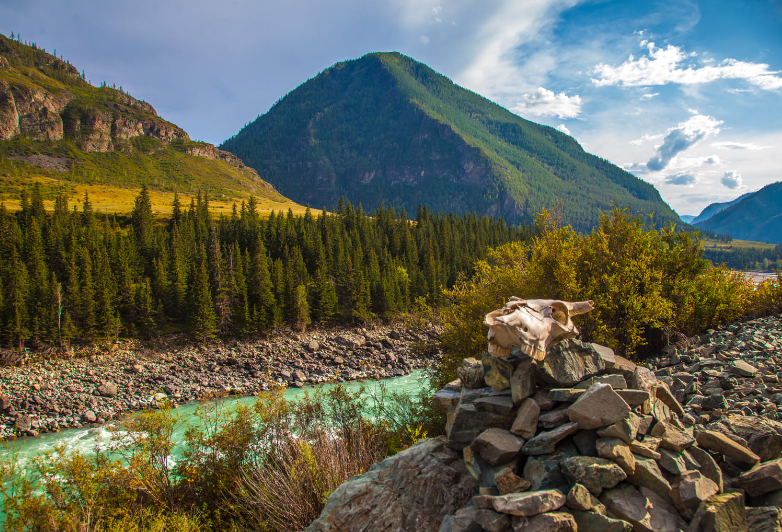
[695,429,760,465]
[475,395,515,416]
[548,389,586,402]
[592,343,616,368]
[702,394,729,411]
[459,357,485,389]
[483,353,514,392]
[687,445,723,493]
[638,486,690,532]
[599,484,653,532]
[475,509,511,532]
[566,483,597,511]
[471,428,525,466]
[531,390,556,410]
[511,398,540,439]
[631,367,658,392]
[627,456,671,497]
[568,383,631,430]
[732,458,782,497]
[560,456,627,496]
[539,405,570,429]
[629,441,661,460]
[510,512,577,532]
[606,355,638,382]
[433,389,462,411]
[574,374,628,390]
[448,404,515,450]
[746,506,782,532]
[82,410,97,423]
[522,442,578,493]
[596,437,636,474]
[616,389,651,407]
[650,421,695,452]
[451,506,483,532]
[491,489,566,516]
[569,510,632,532]
[521,422,579,455]
[657,448,687,475]
[510,358,537,404]
[97,382,118,397]
[670,471,720,520]
[597,412,641,444]
[655,385,685,419]
[731,360,758,377]
[494,468,531,495]
[637,415,655,436]
[686,492,746,532]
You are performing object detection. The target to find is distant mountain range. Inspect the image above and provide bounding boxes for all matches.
[695,182,782,244]
[221,52,679,230]
[0,34,286,205]
[688,193,753,225]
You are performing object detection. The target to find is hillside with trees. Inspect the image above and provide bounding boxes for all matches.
[221,52,680,231]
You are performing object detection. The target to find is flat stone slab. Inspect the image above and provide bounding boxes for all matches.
[521,422,579,455]
[548,389,585,402]
[537,339,606,388]
[511,512,577,532]
[695,429,760,465]
[471,428,525,466]
[732,458,782,497]
[491,489,566,516]
[511,398,540,439]
[568,383,631,430]
[560,456,627,496]
[616,389,650,406]
[574,374,627,390]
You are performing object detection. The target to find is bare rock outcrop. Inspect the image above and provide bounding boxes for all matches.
[306,437,478,532]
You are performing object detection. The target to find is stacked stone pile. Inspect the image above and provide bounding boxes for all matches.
[432,329,782,532]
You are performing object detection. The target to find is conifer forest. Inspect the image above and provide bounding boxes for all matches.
[0,185,531,347]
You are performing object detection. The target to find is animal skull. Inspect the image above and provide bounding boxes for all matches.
[484,297,594,361]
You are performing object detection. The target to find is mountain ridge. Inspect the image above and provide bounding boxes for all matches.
[221,52,680,230]
[0,34,289,206]
[695,181,782,244]
[691,192,754,225]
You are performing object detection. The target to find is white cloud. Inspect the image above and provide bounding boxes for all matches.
[721,170,745,189]
[646,113,723,172]
[665,171,698,186]
[419,35,430,44]
[639,92,659,100]
[630,132,664,146]
[712,141,766,150]
[556,124,571,135]
[673,155,721,168]
[512,87,582,118]
[591,42,782,90]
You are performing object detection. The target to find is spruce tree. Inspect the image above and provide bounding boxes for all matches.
[190,261,216,342]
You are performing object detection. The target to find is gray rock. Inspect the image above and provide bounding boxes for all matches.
[82,410,97,423]
[637,486,689,532]
[569,510,632,532]
[626,456,671,497]
[670,471,719,520]
[539,405,571,429]
[434,389,462,412]
[537,339,606,388]
[483,353,514,392]
[597,412,641,444]
[695,429,760,465]
[494,468,531,495]
[511,398,540,439]
[592,344,616,369]
[568,383,631,430]
[521,422,579,455]
[306,437,478,532]
[522,440,579,493]
[510,358,536,404]
[657,448,687,475]
[560,456,627,496]
[475,509,511,532]
[596,437,636,474]
[575,374,628,390]
[448,404,514,450]
[458,358,485,389]
[573,429,599,457]
[548,389,586,402]
[731,360,758,377]
[686,492,746,532]
[510,512,577,532]
[746,506,782,532]
[732,458,782,497]
[687,445,724,493]
[471,428,525,466]
[97,382,118,397]
[616,389,650,407]
[474,395,515,416]
[599,484,653,532]
[491,489,566,516]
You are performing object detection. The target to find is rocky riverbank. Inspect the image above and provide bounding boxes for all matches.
[0,323,435,440]
[308,312,782,532]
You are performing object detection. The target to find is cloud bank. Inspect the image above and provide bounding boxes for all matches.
[646,113,722,172]
[512,87,582,118]
[721,170,744,189]
[592,42,782,90]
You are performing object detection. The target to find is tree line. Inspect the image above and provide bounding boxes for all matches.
[0,184,531,347]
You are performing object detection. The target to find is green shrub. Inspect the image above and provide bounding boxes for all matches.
[434,206,764,387]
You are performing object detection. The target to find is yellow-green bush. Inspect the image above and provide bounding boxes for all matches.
[434,207,777,388]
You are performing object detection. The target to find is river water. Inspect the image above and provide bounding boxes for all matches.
[1,370,428,467]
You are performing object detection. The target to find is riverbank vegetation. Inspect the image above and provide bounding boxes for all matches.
[434,207,782,387]
[0,184,530,349]
[1,381,443,531]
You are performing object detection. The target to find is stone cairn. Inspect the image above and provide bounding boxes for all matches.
[431,300,782,532]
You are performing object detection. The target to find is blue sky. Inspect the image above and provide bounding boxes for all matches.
[1,0,780,215]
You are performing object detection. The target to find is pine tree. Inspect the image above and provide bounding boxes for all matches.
[190,261,216,342]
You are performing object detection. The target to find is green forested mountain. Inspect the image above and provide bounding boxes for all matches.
[0,184,529,347]
[0,34,284,204]
[695,182,782,244]
[221,52,679,230]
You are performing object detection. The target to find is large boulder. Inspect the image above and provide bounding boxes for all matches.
[708,415,782,463]
[567,383,631,430]
[537,339,606,388]
[307,437,478,532]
